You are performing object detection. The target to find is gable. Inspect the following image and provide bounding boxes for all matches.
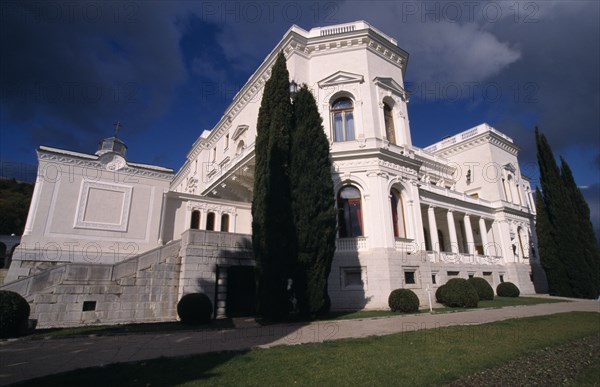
[318,71,364,88]
[373,77,408,100]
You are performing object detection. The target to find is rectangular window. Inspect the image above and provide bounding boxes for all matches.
[404,270,416,285]
[224,134,230,150]
[431,273,437,284]
[447,271,459,277]
[211,147,217,162]
[82,301,96,311]
[341,267,366,290]
[468,273,475,279]
[499,274,505,283]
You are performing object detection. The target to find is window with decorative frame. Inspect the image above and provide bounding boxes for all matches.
[337,185,363,237]
[331,97,355,142]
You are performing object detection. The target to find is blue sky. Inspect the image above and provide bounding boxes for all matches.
[1,1,598,236]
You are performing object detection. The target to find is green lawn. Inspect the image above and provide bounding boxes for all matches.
[432,296,566,313]
[20,312,599,387]
[569,364,600,386]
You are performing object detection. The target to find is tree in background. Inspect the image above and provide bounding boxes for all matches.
[534,187,571,296]
[252,52,296,320]
[560,157,600,292]
[535,128,598,298]
[290,86,337,318]
[0,179,33,235]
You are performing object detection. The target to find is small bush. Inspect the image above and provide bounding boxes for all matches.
[0,290,31,338]
[388,289,420,313]
[441,278,479,308]
[497,282,520,297]
[467,277,494,301]
[177,293,213,324]
[435,284,447,303]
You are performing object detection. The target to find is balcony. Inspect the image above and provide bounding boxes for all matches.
[336,237,367,251]
[395,237,417,253]
[427,251,503,265]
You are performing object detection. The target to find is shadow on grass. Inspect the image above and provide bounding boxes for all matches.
[17,351,249,387]
[30,319,236,339]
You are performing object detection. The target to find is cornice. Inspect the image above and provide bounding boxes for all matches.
[37,149,174,181]
[436,132,519,158]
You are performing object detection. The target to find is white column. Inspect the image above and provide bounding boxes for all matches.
[157,191,168,244]
[463,214,475,255]
[479,218,489,255]
[446,210,459,253]
[184,206,192,231]
[427,206,439,252]
[200,209,207,230]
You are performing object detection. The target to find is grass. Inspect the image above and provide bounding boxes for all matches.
[569,364,600,386]
[432,296,566,313]
[18,312,599,386]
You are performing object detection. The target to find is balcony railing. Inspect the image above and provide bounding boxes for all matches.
[395,238,417,252]
[336,237,367,251]
[427,251,503,265]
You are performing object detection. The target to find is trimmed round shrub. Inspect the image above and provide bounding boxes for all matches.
[497,282,520,297]
[435,284,447,304]
[0,290,31,338]
[388,289,420,313]
[177,293,213,324]
[441,278,479,308]
[467,277,494,301]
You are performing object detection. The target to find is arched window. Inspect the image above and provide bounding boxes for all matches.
[383,103,396,145]
[236,141,245,156]
[190,210,201,230]
[337,186,363,237]
[221,214,230,232]
[390,188,406,238]
[331,98,355,142]
[206,212,215,231]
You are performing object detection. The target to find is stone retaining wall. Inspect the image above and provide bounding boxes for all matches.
[1,241,182,328]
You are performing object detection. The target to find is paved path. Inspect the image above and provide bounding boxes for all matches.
[0,298,598,385]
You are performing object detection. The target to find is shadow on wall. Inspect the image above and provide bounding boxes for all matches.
[530,259,549,293]
[328,249,372,313]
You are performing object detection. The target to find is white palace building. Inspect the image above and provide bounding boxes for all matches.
[2,21,545,327]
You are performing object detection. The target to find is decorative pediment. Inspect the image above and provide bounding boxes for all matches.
[373,77,408,100]
[318,71,364,88]
[503,163,517,173]
[232,125,248,141]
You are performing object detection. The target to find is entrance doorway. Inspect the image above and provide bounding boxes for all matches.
[226,266,256,317]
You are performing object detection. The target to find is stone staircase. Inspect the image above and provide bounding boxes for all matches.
[1,241,182,328]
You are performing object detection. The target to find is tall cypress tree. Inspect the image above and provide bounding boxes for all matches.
[535,128,596,298]
[534,186,571,296]
[252,52,296,320]
[560,157,600,296]
[290,86,337,318]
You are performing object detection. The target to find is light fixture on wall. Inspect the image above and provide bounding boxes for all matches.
[289,80,298,97]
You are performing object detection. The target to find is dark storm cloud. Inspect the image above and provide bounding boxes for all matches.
[0,1,188,147]
[489,1,600,162]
